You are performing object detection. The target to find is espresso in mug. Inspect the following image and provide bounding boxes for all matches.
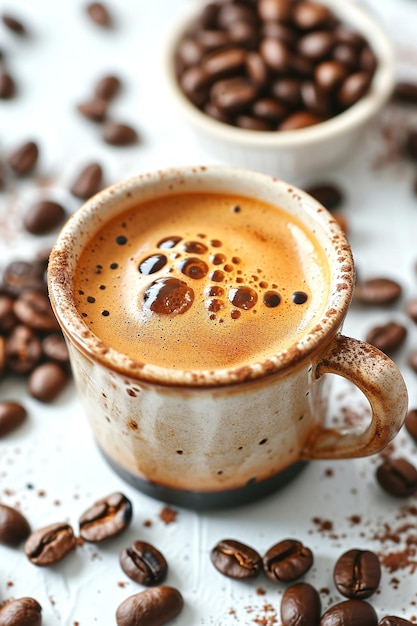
[73,192,330,370]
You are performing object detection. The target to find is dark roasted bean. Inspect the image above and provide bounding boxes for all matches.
[0,597,42,626]
[28,362,70,403]
[263,539,313,583]
[376,457,417,498]
[14,289,60,332]
[298,31,335,61]
[260,38,292,73]
[0,294,18,332]
[404,409,417,443]
[258,0,293,23]
[120,540,168,586]
[292,2,334,30]
[320,599,378,626]
[2,260,46,295]
[278,110,323,131]
[86,2,112,27]
[305,183,344,211]
[354,277,402,305]
[0,70,16,99]
[0,503,31,546]
[0,336,5,377]
[393,81,417,104]
[42,333,69,364]
[0,401,27,437]
[116,586,183,626]
[405,299,417,323]
[281,582,321,626]
[24,522,76,566]
[95,74,121,100]
[6,325,42,374]
[2,14,26,34]
[379,617,414,626]
[338,71,372,108]
[70,162,103,199]
[23,199,66,235]
[8,141,39,175]
[365,321,407,353]
[79,492,132,542]
[77,97,109,122]
[210,77,258,112]
[334,549,381,599]
[102,121,138,146]
[211,538,262,579]
[315,60,347,92]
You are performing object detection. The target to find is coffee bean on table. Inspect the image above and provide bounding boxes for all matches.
[0,597,42,626]
[0,401,27,437]
[379,617,414,626]
[280,582,321,626]
[304,183,344,211]
[408,349,417,373]
[405,299,417,323]
[404,408,417,443]
[8,141,39,175]
[2,14,26,35]
[28,362,70,402]
[0,294,18,332]
[365,321,407,353]
[77,97,109,122]
[120,540,168,585]
[13,289,60,332]
[0,70,16,99]
[102,121,138,146]
[79,492,132,542]
[2,260,46,295]
[24,522,76,566]
[354,277,402,305]
[320,599,378,626]
[70,162,103,199]
[263,538,313,583]
[211,538,262,579]
[0,503,31,546]
[376,457,417,498]
[333,549,381,599]
[116,586,184,626]
[23,200,66,235]
[5,325,42,374]
[86,2,112,27]
[95,74,121,100]
[41,333,69,364]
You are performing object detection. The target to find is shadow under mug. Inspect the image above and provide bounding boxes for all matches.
[48,166,408,509]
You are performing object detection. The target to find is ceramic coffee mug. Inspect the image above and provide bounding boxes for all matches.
[48,166,408,509]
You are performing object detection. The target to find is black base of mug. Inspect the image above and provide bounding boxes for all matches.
[100,448,308,510]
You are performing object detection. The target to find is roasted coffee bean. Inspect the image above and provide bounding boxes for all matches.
[376,457,417,498]
[0,503,31,546]
[404,130,417,161]
[70,162,103,199]
[6,325,42,374]
[258,0,293,23]
[8,141,39,175]
[338,71,372,108]
[0,294,18,332]
[120,540,168,586]
[333,549,381,599]
[263,538,313,583]
[0,70,16,99]
[211,538,262,579]
[23,199,66,235]
[278,110,323,131]
[14,289,60,332]
[0,401,27,437]
[320,599,378,626]
[354,277,402,305]
[0,336,5,378]
[365,321,407,353]
[24,521,76,566]
[280,582,321,626]
[41,333,69,364]
[102,121,138,145]
[77,97,109,122]
[95,74,121,100]
[0,597,42,626]
[2,14,26,34]
[28,362,70,403]
[408,349,417,373]
[116,586,183,626]
[305,183,344,211]
[405,299,417,323]
[379,617,413,626]
[79,492,132,542]
[86,2,112,27]
[293,2,334,30]
[404,408,417,443]
[210,77,258,112]
[393,81,417,105]
[2,260,46,295]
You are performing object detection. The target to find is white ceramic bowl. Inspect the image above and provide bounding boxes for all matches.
[163,0,395,181]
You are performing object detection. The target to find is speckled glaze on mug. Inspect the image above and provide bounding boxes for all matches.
[48,166,408,509]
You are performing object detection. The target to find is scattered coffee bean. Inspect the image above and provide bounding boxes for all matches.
[0,70,16,99]
[320,599,378,626]
[379,617,414,626]
[405,299,417,323]
[102,121,138,145]
[393,81,417,105]
[2,13,26,35]
[280,582,321,626]
[354,277,402,305]
[404,408,417,443]
[116,586,184,626]
[24,521,76,566]
[304,183,344,211]
[95,74,121,100]
[120,540,168,586]
[0,294,18,332]
[333,549,381,599]
[5,324,42,374]
[365,321,407,353]
[79,492,132,542]
[8,141,39,175]
[41,333,69,364]
[70,162,103,199]
[2,260,46,295]
[86,2,112,27]
[263,538,313,583]
[28,362,70,403]
[0,401,27,437]
[77,97,109,122]
[0,597,42,626]
[14,289,60,333]
[23,199,66,235]
[376,457,417,498]
[407,349,417,373]
[0,503,31,546]
[404,130,417,161]
[211,538,262,579]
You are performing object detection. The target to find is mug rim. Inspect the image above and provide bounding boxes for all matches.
[48,165,354,387]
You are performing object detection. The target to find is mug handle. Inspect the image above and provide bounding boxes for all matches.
[301,334,408,460]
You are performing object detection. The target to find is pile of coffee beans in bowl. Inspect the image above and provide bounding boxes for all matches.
[174,0,378,132]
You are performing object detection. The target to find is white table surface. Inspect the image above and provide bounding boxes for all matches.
[2,0,417,624]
